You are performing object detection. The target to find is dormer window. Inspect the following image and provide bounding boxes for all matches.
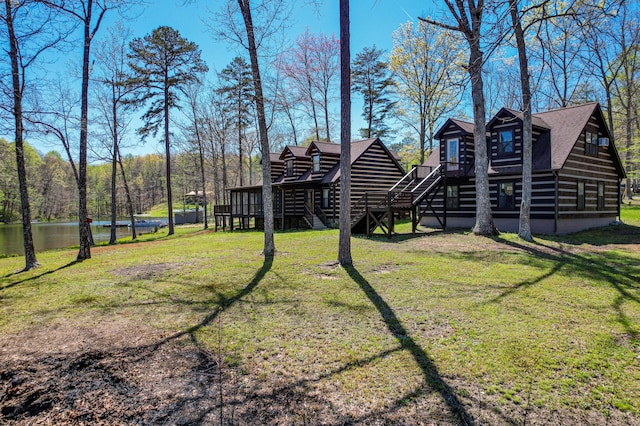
[498,130,514,155]
[312,154,321,172]
[285,159,294,176]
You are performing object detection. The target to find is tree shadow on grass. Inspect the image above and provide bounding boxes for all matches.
[345,265,474,425]
[0,260,79,292]
[147,255,274,350]
[489,236,639,340]
[543,223,640,247]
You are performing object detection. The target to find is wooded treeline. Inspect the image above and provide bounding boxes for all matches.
[1,0,639,266]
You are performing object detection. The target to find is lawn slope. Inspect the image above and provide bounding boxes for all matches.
[1,210,639,424]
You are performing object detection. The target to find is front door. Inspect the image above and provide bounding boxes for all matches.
[447,138,459,171]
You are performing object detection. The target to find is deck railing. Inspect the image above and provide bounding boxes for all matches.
[213,204,231,215]
[350,192,388,226]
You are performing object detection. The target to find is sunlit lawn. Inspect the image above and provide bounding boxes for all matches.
[1,205,638,422]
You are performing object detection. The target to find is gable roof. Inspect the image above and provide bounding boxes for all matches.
[279,145,309,160]
[260,152,284,165]
[434,118,475,139]
[305,141,342,156]
[496,108,551,130]
[322,138,404,184]
[532,102,601,170]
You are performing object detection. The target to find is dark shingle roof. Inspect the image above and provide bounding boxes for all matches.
[451,118,475,134]
[428,102,624,175]
[532,102,599,169]
[503,108,551,130]
[269,153,284,163]
[423,147,440,168]
[279,145,309,160]
[306,141,341,156]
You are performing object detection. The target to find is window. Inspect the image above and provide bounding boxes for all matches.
[585,131,599,156]
[447,138,459,171]
[498,130,514,155]
[598,182,605,210]
[498,182,515,210]
[312,154,321,172]
[577,181,585,210]
[322,188,330,208]
[285,159,294,176]
[446,185,459,210]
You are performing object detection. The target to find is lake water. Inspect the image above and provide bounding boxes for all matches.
[0,220,166,256]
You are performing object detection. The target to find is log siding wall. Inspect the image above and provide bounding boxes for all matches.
[556,115,620,220]
[422,106,622,234]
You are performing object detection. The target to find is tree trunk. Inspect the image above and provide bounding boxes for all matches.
[5,0,38,271]
[77,0,93,260]
[195,119,208,230]
[237,105,244,186]
[164,79,175,235]
[468,32,497,236]
[116,149,136,239]
[626,97,633,200]
[324,92,330,141]
[238,0,275,257]
[221,142,228,204]
[109,85,118,244]
[5,0,39,270]
[510,0,532,242]
[419,111,426,164]
[306,69,320,140]
[338,0,352,266]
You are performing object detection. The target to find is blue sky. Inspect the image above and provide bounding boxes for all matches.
[103,1,440,156]
[21,1,441,157]
[125,0,437,73]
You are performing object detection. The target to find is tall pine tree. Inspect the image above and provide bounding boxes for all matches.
[216,57,254,187]
[127,26,208,235]
[352,46,395,139]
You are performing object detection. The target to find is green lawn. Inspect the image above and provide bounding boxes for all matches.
[1,206,639,423]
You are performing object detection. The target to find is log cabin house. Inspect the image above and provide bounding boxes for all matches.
[214,138,406,231]
[215,103,624,236]
[417,102,626,234]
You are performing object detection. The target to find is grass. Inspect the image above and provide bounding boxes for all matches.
[147,202,202,217]
[1,205,639,423]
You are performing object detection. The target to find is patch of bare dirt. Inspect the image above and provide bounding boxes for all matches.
[111,262,187,281]
[1,320,637,425]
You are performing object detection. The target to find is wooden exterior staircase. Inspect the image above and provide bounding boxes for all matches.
[351,165,444,237]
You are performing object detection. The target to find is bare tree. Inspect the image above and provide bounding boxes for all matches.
[508,0,533,241]
[183,80,209,229]
[41,0,111,260]
[1,0,57,269]
[422,1,498,236]
[236,0,275,256]
[214,0,291,257]
[94,24,137,243]
[276,29,338,141]
[610,4,640,200]
[204,88,232,205]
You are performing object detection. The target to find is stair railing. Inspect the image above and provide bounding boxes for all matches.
[411,164,444,205]
[350,192,387,226]
[303,204,314,228]
[314,205,329,227]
